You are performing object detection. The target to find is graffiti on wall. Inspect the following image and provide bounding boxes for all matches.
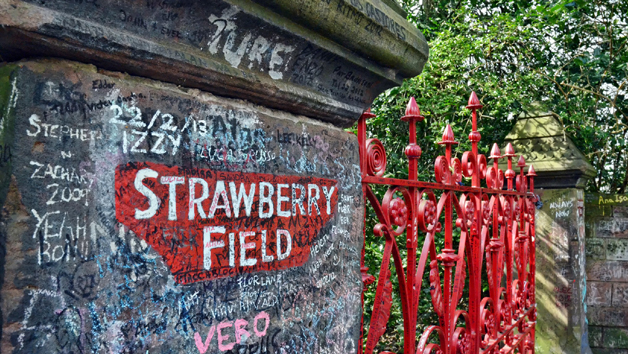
[0,61,363,354]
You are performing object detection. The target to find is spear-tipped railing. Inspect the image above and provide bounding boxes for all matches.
[358,93,537,354]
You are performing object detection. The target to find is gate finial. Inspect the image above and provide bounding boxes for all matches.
[490,143,502,159]
[401,97,424,122]
[467,91,483,110]
[402,97,424,180]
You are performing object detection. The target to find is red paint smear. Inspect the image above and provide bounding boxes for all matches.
[115,162,338,285]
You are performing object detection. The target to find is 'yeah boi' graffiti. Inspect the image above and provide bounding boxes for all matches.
[115,162,338,284]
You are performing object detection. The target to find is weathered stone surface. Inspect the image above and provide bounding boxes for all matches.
[586,192,628,354]
[590,326,604,347]
[595,326,628,349]
[535,188,590,354]
[596,218,618,238]
[589,308,628,327]
[591,216,628,238]
[613,284,628,307]
[587,261,628,282]
[615,207,628,218]
[587,282,612,307]
[247,0,425,77]
[607,239,628,261]
[0,0,429,127]
[582,195,628,352]
[0,59,365,353]
[586,238,607,260]
[587,194,628,219]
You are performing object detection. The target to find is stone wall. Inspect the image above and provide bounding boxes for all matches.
[585,193,628,353]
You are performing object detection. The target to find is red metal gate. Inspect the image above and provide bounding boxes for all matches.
[357,93,537,354]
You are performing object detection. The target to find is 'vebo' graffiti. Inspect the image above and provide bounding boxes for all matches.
[115,162,338,284]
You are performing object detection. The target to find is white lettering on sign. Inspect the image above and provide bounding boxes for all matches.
[132,168,335,221]
[201,226,291,270]
[134,168,160,219]
[204,226,226,270]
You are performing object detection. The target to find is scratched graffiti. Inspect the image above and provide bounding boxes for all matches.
[0,60,364,353]
[535,189,588,350]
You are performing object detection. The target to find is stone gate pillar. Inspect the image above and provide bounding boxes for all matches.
[503,110,596,354]
[0,1,428,353]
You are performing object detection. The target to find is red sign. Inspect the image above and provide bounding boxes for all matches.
[115,162,338,284]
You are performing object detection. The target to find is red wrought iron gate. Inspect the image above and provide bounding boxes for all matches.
[357,93,537,354]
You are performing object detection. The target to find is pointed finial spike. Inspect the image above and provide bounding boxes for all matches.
[406,97,420,116]
[504,143,516,157]
[517,155,526,167]
[443,125,454,141]
[527,164,537,176]
[437,124,459,145]
[468,92,479,105]
[401,97,425,122]
[466,91,483,110]
[489,143,501,159]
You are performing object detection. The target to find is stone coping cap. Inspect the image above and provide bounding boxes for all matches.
[0,0,429,127]
[248,0,428,79]
[501,114,596,181]
[505,114,563,140]
[381,0,408,17]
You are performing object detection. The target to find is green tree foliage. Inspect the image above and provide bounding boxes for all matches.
[374,0,627,189]
[359,0,627,351]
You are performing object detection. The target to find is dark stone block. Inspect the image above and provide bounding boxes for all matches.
[587,282,612,307]
[587,261,628,282]
[592,350,628,354]
[589,326,604,348]
[603,328,628,349]
[586,238,606,260]
[588,308,628,327]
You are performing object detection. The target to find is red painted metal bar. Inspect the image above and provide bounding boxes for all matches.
[358,93,536,354]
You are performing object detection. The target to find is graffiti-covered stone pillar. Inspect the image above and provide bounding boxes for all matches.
[503,110,596,354]
[0,1,428,353]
